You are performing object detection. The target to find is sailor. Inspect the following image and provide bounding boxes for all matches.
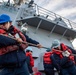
[0,14,42,75]
[43,49,60,75]
[25,47,34,75]
[51,39,76,75]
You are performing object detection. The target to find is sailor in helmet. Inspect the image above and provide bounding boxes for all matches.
[0,14,30,75]
[51,39,76,75]
[0,14,42,75]
[25,47,34,75]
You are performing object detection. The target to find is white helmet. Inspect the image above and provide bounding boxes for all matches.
[21,23,28,33]
[51,39,60,48]
[26,47,32,51]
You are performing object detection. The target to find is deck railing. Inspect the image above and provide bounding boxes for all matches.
[0,1,76,31]
[33,3,76,30]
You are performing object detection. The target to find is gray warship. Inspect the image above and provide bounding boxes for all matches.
[0,0,76,75]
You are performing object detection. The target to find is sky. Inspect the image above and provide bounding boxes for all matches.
[2,0,76,48]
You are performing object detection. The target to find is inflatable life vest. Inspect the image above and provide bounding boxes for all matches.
[0,26,27,55]
[43,52,53,64]
[61,43,74,61]
[34,72,42,75]
[52,49,63,59]
[0,29,7,35]
[26,52,34,67]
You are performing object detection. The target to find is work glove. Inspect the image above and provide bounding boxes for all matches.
[62,50,70,57]
[21,23,28,33]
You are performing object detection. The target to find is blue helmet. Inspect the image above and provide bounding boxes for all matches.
[0,14,12,24]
